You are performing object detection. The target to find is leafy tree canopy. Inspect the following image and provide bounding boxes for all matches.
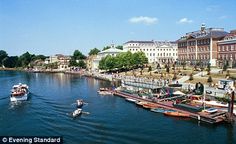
[88,48,100,56]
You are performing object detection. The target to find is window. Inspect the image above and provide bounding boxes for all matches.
[150,53,152,56]
[153,53,155,56]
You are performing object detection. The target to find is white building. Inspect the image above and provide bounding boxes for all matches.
[123,40,178,64]
[92,44,125,71]
[44,54,71,70]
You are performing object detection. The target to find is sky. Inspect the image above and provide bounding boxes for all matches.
[0,0,235,56]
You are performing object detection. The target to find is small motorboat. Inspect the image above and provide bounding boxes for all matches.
[164,111,190,117]
[77,99,84,108]
[125,98,137,103]
[72,108,82,117]
[151,108,176,113]
[151,108,166,113]
[10,83,29,102]
[97,88,113,95]
[202,108,218,114]
[135,101,148,106]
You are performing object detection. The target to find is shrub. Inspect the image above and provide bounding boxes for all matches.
[207,76,213,83]
[189,73,193,81]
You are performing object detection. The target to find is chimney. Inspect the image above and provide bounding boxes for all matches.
[201,23,206,31]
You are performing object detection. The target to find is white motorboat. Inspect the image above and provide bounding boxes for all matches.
[72,108,82,117]
[125,98,137,103]
[10,83,29,102]
[77,99,84,108]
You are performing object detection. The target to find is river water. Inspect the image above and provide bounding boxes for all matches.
[0,71,235,144]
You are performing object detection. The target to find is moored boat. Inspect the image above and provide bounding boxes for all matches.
[10,83,29,102]
[164,111,190,117]
[142,103,159,109]
[77,99,84,108]
[125,98,137,103]
[97,88,113,95]
[151,108,176,113]
[72,108,82,117]
[135,101,148,106]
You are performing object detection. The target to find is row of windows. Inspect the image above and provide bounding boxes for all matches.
[145,53,178,57]
[178,46,210,53]
[218,45,236,51]
[218,53,236,60]
[129,48,177,52]
[129,43,154,46]
[178,39,210,47]
[179,54,210,60]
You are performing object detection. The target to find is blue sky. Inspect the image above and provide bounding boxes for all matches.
[0,0,235,56]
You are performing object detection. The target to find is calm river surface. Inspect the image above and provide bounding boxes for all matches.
[0,71,235,144]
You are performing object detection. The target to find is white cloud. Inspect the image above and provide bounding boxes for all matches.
[177,18,193,24]
[129,16,158,25]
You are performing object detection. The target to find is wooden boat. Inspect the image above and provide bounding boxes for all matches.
[72,108,82,117]
[125,98,137,103]
[142,103,159,109]
[76,99,84,108]
[164,111,190,117]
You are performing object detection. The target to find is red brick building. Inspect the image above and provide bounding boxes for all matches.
[177,24,228,66]
[217,30,236,68]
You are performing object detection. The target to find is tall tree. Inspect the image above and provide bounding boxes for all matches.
[0,50,8,66]
[103,46,111,51]
[2,56,18,68]
[73,50,86,60]
[116,45,123,50]
[18,52,33,67]
[88,48,100,56]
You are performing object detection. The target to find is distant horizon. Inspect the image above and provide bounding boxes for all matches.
[1,0,235,56]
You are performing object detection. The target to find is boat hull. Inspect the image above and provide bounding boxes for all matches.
[164,111,190,117]
[10,93,28,102]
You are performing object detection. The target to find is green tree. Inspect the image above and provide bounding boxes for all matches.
[189,73,193,81]
[78,60,86,68]
[207,76,213,84]
[103,46,111,51]
[0,50,8,66]
[73,50,86,60]
[18,52,33,67]
[116,45,123,50]
[88,48,100,56]
[207,63,211,75]
[166,65,170,73]
[2,56,18,68]
[172,72,177,80]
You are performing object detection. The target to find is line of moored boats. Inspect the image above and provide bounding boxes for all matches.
[125,98,191,118]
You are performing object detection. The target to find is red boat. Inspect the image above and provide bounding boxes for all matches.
[164,111,190,117]
[142,103,159,109]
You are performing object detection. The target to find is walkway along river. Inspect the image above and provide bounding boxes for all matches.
[0,71,235,144]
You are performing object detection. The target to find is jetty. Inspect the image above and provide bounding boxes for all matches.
[113,90,229,124]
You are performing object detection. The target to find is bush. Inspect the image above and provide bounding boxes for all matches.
[172,72,177,80]
[207,76,213,83]
[189,73,193,81]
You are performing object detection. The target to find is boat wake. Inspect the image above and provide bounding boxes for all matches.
[0,96,8,101]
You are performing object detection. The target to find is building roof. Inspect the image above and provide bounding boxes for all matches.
[98,47,125,54]
[124,40,155,44]
[178,27,228,42]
